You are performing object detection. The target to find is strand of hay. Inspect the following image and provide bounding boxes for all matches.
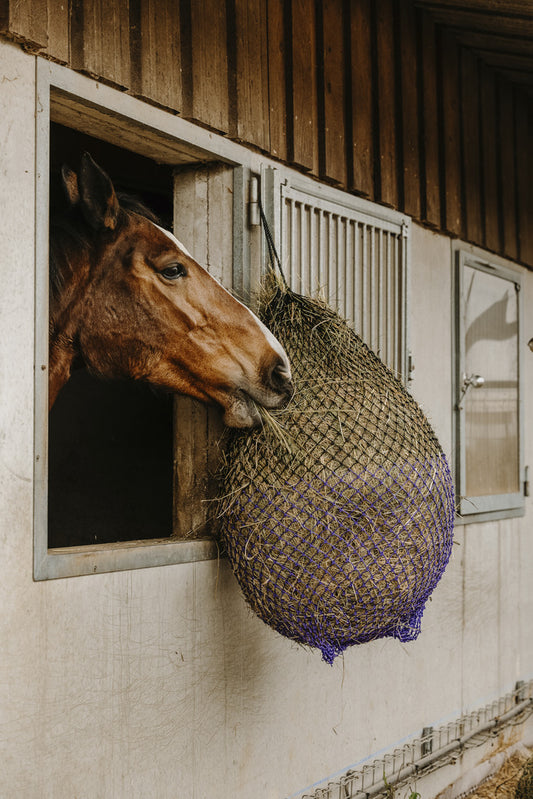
[218,275,455,663]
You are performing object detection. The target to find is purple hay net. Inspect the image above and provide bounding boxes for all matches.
[218,281,455,664]
[223,456,455,664]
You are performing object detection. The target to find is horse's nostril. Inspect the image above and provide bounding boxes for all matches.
[269,360,294,398]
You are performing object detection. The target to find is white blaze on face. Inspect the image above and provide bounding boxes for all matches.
[155,223,193,259]
[253,315,291,376]
[154,223,292,379]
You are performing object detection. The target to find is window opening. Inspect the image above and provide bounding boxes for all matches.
[48,124,176,548]
[35,67,259,579]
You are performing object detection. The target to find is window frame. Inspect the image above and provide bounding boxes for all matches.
[34,60,255,580]
[453,245,525,523]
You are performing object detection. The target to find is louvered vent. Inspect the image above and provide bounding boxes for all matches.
[276,180,409,380]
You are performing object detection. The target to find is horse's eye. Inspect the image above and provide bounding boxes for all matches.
[160,263,186,280]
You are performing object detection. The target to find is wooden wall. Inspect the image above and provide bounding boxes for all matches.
[1,0,532,267]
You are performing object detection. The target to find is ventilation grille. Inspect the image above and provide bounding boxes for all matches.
[280,183,408,380]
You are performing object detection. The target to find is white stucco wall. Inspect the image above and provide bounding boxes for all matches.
[1,40,532,799]
[409,223,533,707]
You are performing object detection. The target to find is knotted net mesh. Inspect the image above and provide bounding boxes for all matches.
[218,277,455,664]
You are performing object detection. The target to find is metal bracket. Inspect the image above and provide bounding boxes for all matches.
[421,726,434,757]
[407,352,415,383]
[248,174,260,227]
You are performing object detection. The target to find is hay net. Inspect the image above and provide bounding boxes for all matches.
[218,274,455,665]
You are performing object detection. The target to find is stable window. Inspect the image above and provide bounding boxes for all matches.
[34,62,259,579]
[454,248,525,521]
[48,124,175,549]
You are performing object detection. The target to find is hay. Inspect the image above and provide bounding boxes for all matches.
[458,748,533,799]
[218,276,455,663]
[515,754,533,799]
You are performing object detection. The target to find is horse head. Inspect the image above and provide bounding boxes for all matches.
[49,153,292,428]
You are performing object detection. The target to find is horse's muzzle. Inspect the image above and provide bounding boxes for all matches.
[223,369,293,428]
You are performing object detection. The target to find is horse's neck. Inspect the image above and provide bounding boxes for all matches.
[48,244,90,407]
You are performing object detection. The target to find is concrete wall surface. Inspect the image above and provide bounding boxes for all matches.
[0,41,532,799]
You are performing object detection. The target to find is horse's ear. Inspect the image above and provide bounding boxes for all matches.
[78,152,120,231]
[61,165,80,206]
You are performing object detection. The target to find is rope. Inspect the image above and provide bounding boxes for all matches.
[258,199,289,290]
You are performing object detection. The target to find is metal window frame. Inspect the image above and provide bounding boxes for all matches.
[453,245,525,523]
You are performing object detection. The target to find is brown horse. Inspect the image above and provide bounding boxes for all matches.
[49,153,292,427]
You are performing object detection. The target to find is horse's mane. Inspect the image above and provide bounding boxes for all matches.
[117,193,161,225]
[49,191,160,301]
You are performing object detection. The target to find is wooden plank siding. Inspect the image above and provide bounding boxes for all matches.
[287,0,319,173]
[498,76,518,261]
[515,91,533,266]
[374,0,399,208]
[0,0,68,61]
[398,1,421,219]
[233,0,270,148]
[439,28,463,236]
[419,9,441,228]
[318,0,347,185]
[73,0,132,88]
[130,0,183,111]
[349,0,374,198]
[480,66,501,254]
[186,0,230,133]
[461,48,483,246]
[0,0,531,268]
[265,0,288,161]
